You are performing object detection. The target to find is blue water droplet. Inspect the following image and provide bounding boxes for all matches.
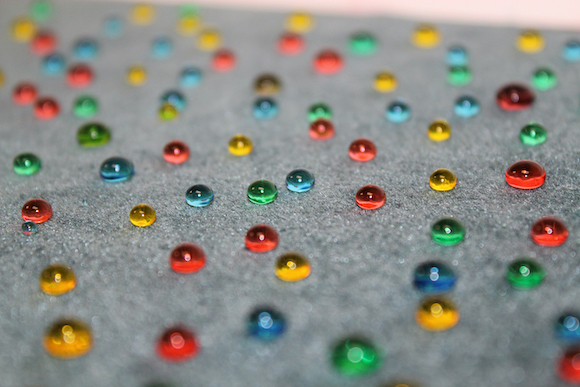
[185,184,214,207]
[160,90,186,111]
[103,16,123,38]
[563,40,580,62]
[180,66,202,88]
[386,100,411,123]
[41,53,65,76]
[152,37,173,59]
[100,157,134,182]
[447,45,468,66]
[286,169,315,193]
[22,221,38,235]
[253,98,278,119]
[454,95,480,117]
[556,312,580,342]
[74,38,98,60]
[248,307,285,340]
[413,261,456,293]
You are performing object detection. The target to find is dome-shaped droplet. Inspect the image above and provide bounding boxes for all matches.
[530,217,568,246]
[413,261,456,293]
[506,258,545,289]
[245,224,279,252]
[331,337,382,376]
[99,157,134,182]
[505,160,545,189]
[286,169,315,192]
[431,218,465,245]
[248,307,286,340]
[496,84,535,111]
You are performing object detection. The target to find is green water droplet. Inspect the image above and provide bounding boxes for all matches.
[73,95,99,118]
[77,123,111,147]
[431,218,465,246]
[531,67,557,91]
[331,337,382,376]
[13,153,41,175]
[506,259,545,289]
[30,0,52,22]
[247,180,278,204]
[349,32,377,55]
[448,66,472,86]
[308,103,332,122]
[520,122,547,146]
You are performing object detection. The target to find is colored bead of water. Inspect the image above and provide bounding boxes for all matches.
[275,252,311,282]
[160,90,185,111]
[520,123,547,145]
[67,64,93,88]
[531,67,557,91]
[505,160,545,189]
[253,98,278,119]
[248,307,286,340]
[163,140,190,164]
[14,153,41,175]
[556,312,580,342]
[170,243,206,274]
[349,138,377,162]
[412,24,440,48]
[176,15,201,36]
[74,38,98,60]
[506,259,545,289]
[131,3,155,25]
[185,184,214,207]
[11,17,36,42]
[13,83,37,105]
[159,103,179,121]
[308,103,332,122]
[286,169,315,192]
[415,297,460,331]
[34,97,59,120]
[557,347,580,383]
[104,16,123,38]
[245,224,279,252]
[428,119,451,141]
[447,45,468,66]
[516,30,544,53]
[180,66,201,88]
[414,261,456,293]
[22,198,52,223]
[448,66,472,86]
[254,74,281,95]
[152,37,172,58]
[563,40,580,62]
[30,0,53,22]
[129,204,156,227]
[41,53,65,76]
[73,95,99,118]
[286,12,313,33]
[374,71,397,93]
[429,169,457,191]
[313,50,343,75]
[247,180,278,204]
[331,337,382,376]
[356,185,386,210]
[454,95,479,117]
[277,32,304,55]
[530,217,568,246]
[126,65,147,86]
[197,29,222,51]
[43,319,92,358]
[156,326,199,362]
[386,101,411,122]
[77,123,110,147]
[179,4,199,18]
[349,31,377,55]
[22,221,38,235]
[496,84,535,111]
[39,264,76,295]
[100,157,134,182]
[228,134,253,156]
[212,49,236,72]
[431,218,465,246]
[30,30,56,56]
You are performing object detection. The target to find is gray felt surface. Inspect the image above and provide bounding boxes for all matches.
[1,1,580,386]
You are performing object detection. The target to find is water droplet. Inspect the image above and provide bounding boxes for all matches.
[516,30,544,53]
[277,32,304,55]
[313,50,343,74]
[73,38,98,60]
[100,157,134,182]
[22,221,38,235]
[506,258,545,289]
[415,297,460,331]
[39,264,76,295]
[245,224,279,252]
[505,160,545,189]
[66,64,93,88]
[355,184,386,210]
[130,3,155,25]
[103,16,123,38]
[34,97,59,120]
[43,318,92,358]
[22,198,52,223]
[77,123,110,147]
[211,49,236,72]
[447,45,468,66]
[126,65,147,86]
[159,103,178,121]
[556,312,580,342]
[331,337,382,375]
[13,153,41,175]
[531,67,557,90]
[11,17,37,42]
[530,217,568,246]
[30,30,56,55]
[179,66,201,88]
[41,53,65,76]
[248,307,286,340]
[308,103,332,122]
[13,83,37,105]
[349,31,377,55]
[129,204,156,227]
[163,140,190,164]
[254,74,281,95]
[253,97,278,119]
[374,70,397,93]
[275,252,311,282]
[563,40,580,62]
[386,100,411,122]
[160,90,185,111]
[414,261,457,293]
[286,169,315,192]
[309,119,335,140]
[151,37,172,58]
[73,95,99,118]
[520,123,547,145]
[286,12,313,33]
[185,184,214,207]
[448,65,472,86]
[247,180,278,204]
[228,134,253,156]
[349,138,377,162]
[427,119,451,142]
[156,326,199,362]
[454,95,479,117]
[496,84,535,111]
[431,218,465,245]
[412,24,440,48]
[197,28,221,51]
[429,168,457,191]
[170,243,205,274]
[30,0,53,22]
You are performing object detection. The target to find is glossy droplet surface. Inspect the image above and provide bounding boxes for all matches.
[331,337,381,376]
[247,180,278,204]
[129,204,156,227]
[156,326,199,362]
[245,224,279,252]
[313,50,343,74]
[67,64,93,88]
[277,32,304,55]
[349,138,377,162]
[160,90,185,111]
[163,140,190,164]
[100,157,134,182]
[429,169,457,191]
[212,49,236,72]
[34,97,59,120]
[42,53,65,75]
[151,37,172,59]
[253,98,278,119]
[428,119,451,141]
[517,30,544,53]
[126,65,147,86]
[496,84,535,111]
[39,264,76,295]
[447,45,468,66]
[557,347,580,383]
[531,68,557,91]
[180,66,201,88]
[185,184,214,207]
[43,319,92,358]
[520,123,547,145]
[159,103,178,121]
[275,252,311,282]
[431,218,465,246]
[14,153,41,175]
[13,83,37,105]
[286,12,313,33]
[308,103,332,122]
[454,95,479,117]
[170,243,205,274]
[176,14,200,36]
[412,24,440,48]
[448,66,472,86]
[356,185,386,210]
[131,3,155,25]
[505,160,545,189]
[386,101,410,122]
[197,28,221,51]
[228,134,253,156]
[30,30,56,55]
[30,0,53,22]
[531,217,568,246]
[415,297,460,331]
[309,119,335,140]
[74,38,98,60]
[248,308,285,340]
[73,95,99,118]
[349,32,377,55]
[556,312,580,342]
[506,259,545,289]
[254,74,281,95]
[374,71,397,93]
[563,40,580,62]
[286,169,315,193]
[22,198,52,223]
[78,123,110,147]
[414,261,456,293]
[22,221,38,235]
[11,17,36,42]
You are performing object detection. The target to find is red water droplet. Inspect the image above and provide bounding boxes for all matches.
[277,32,304,55]
[67,64,93,87]
[505,160,545,189]
[349,138,377,162]
[313,50,343,74]
[156,326,199,362]
[356,185,386,210]
[13,83,37,105]
[22,198,52,223]
[496,84,535,111]
[169,243,205,274]
[212,49,236,72]
[558,347,580,383]
[530,217,568,246]
[309,119,335,140]
[163,140,190,164]
[245,224,278,252]
[33,97,59,120]
[30,30,56,55]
